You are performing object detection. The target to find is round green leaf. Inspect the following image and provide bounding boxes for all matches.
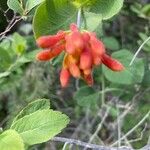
[81,12,102,31]
[102,37,120,50]
[33,0,78,38]
[0,130,24,150]
[12,99,50,125]
[7,0,24,15]
[102,49,145,84]
[25,0,45,12]
[7,0,45,15]
[11,109,70,145]
[90,0,124,20]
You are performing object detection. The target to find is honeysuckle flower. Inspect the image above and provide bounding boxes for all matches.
[36,23,124,87]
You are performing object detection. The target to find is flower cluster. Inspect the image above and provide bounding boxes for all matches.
[36,23,124,87]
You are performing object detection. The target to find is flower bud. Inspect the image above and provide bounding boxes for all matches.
[60,68,70,87]
[80,50,92,70]
[84,73,93,86]
[51,43,65,57]
[69,63,80,78]
[36,49,53,61]
[82,32,90,42]
[93,55,102,66]
[83,68,92,75]
[90,33,105,56]
[71,31,84,50]
[70,23,78,32]
[36,32,65,48]
[65,34,76,54]
[102,54,125,71]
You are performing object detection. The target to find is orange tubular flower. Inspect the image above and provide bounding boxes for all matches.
[60,68,70,88]
[80,49,92,70]
[101,54,124,71]
[36,23,125,87]
[69,63,81,78]
[36,49,52,61]
[65,34,76,54]
[37,31,66,48]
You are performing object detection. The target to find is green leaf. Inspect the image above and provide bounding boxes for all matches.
[12,33,27,55]
[0,130,24,150]
[0,47,11,72]
[102,49,145,84]
[33,0,77,38]
[102,37,120,50]
[74,86,100,107]
[7,0,24,15]
[25,0,45,12]
[0,71,10,79]
[7,0,44,15]
[90,0,124,20]
[72,0,94,8]
[8,50,40,72]
[0,39,11,50]
[12,99,50,125]
[81,12,102,31]
[11,109,69,145]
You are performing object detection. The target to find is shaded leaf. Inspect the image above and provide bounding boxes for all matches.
[102,37,120,50]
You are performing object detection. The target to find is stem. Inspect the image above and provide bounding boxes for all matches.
[111,110,150,146]
[77,8,81,28]
[129,36,150,66]
[81,8,87,29]
[101,74,105,106]
[52,136,134,150]
[117,105,121,147]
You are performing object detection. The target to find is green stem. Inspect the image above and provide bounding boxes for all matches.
[101,74,105,106]
[77,8,81,28]
[81,8,87,29]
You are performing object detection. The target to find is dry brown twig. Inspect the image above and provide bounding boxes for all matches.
[0,12,22,41]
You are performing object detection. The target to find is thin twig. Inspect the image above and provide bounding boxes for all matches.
[0,14,22,41]
[101,74,105,106]
[129,36,150,66]
[111,111,150,146]
[88,107,110,144]
[117,105,121,147]
[123,123,147,144]
[52,136,134,150]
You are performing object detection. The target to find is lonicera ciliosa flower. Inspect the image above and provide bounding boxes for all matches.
[36,23,124,87]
